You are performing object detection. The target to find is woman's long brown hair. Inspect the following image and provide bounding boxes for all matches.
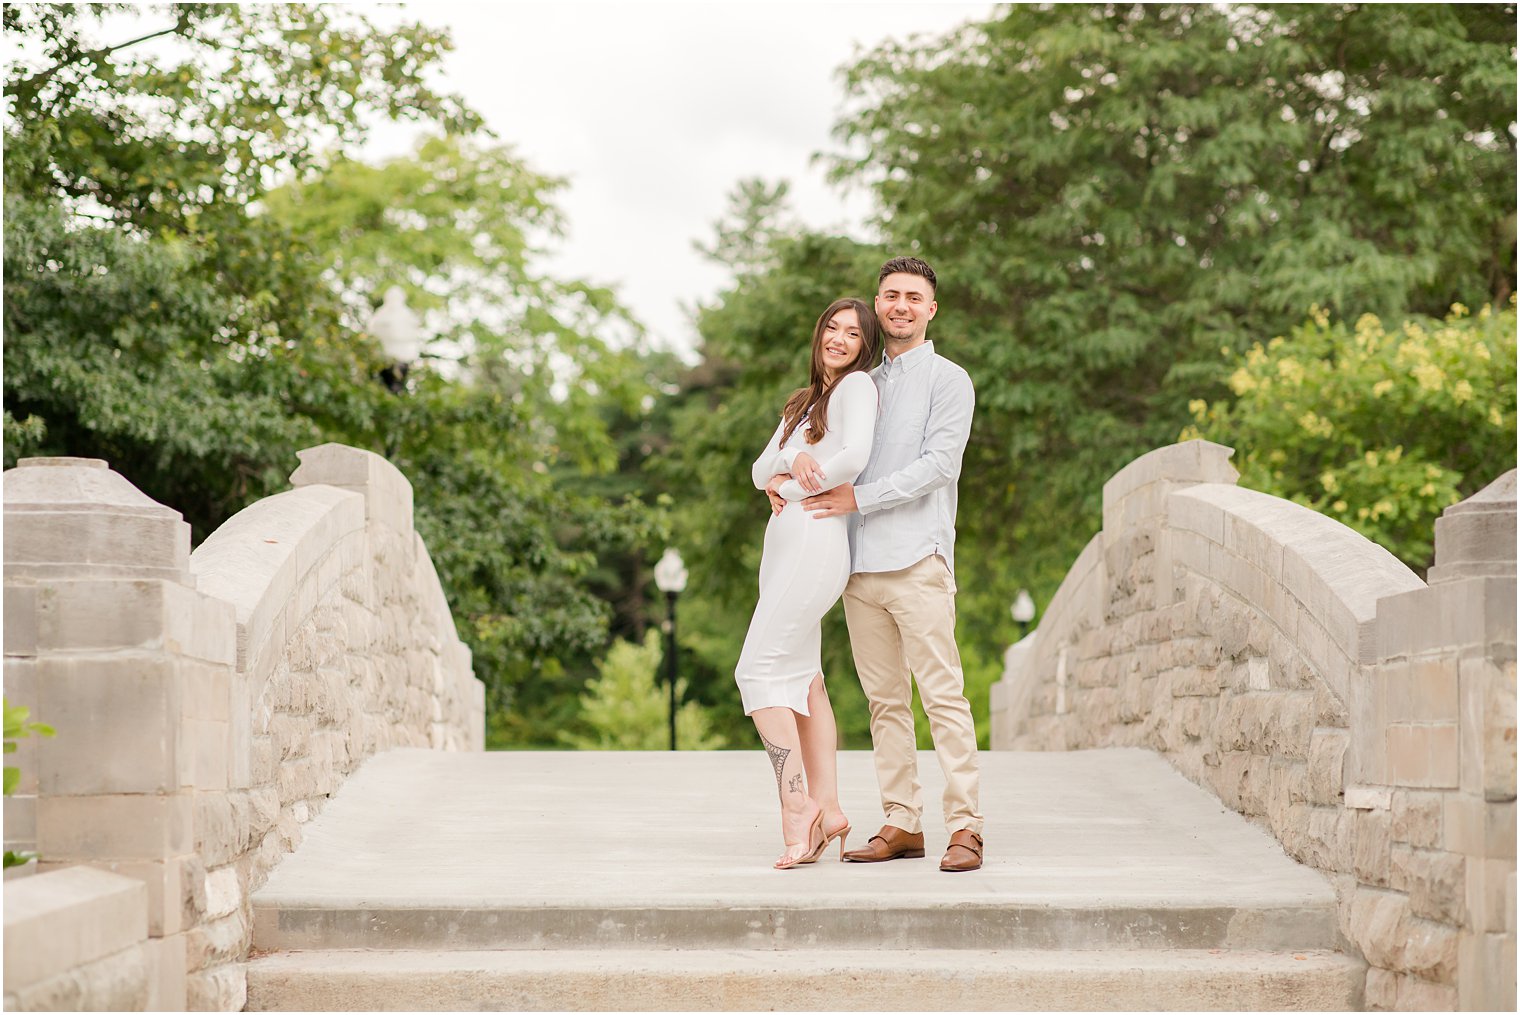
[779,297,880,447]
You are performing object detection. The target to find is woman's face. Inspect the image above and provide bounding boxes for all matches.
[820,306,865,380]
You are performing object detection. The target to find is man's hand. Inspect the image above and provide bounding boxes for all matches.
[804,483,858,518]
[791,452,824,494]
[765,473,791,515]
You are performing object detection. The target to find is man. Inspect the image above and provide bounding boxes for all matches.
[789,256,983,873]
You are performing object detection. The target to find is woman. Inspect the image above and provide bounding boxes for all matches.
[737,297,879,869]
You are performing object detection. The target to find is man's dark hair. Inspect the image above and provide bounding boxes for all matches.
[878,256,937,293]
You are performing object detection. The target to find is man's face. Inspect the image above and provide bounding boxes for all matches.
[875,272,937,345]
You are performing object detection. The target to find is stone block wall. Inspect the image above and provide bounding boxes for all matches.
[3,445,484,1010]
[3,866,152,1010]
[990,441,1516,1011]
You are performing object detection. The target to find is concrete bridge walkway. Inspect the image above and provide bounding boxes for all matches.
[246,748,1362,1011]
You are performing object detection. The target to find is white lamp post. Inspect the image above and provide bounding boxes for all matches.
[653,548,688,751]
[366,286,423,394]
[1011,588,1036,639]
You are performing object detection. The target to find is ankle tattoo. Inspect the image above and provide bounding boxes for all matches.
[787,772,804,795]
[758,730,789,791]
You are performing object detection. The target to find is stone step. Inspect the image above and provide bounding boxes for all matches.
[253,897,1339,953]
[244,947,1365,1011]
[250,750,1357,1010]
[252,748,1342,954]
[249,744,1343,954]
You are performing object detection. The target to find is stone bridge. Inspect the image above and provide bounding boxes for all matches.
[4,446,480,1009]
[2,441,1514,1011]
[991,441,1515,1010]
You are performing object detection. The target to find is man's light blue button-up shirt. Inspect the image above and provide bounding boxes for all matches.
[849,340,975,578]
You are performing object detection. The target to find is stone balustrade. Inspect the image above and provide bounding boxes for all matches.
[991,441,1516,1011]
[3,445,483,1011]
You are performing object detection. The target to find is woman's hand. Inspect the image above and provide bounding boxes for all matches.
[765,473,790,515]
[792,452,825,494]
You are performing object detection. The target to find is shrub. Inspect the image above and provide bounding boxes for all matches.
[1183,302,1517,572]
[4,698,54,869]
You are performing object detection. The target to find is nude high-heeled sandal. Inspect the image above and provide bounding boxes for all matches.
[823,821,852,861]
[775,811,825,870]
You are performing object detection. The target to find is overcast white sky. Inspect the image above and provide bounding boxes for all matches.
[359,2,997,360]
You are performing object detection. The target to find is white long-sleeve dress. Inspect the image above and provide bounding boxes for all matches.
[735,370,878,715]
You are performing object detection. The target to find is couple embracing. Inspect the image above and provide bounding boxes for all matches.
[736,256,983,873]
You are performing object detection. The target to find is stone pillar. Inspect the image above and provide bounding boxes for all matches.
[1356,470,1516,1010]
[1434,472,1517,1012]
[3,457,238,1011]
[289,441,415,537]
[1428,471,1517,585]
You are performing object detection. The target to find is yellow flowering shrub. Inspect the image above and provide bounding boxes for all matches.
[1180,302,1517,573]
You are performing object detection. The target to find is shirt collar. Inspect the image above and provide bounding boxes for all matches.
[878,340,935,375]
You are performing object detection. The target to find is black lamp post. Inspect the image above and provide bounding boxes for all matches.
[653,547,688,751]
[1012,588,1036,640]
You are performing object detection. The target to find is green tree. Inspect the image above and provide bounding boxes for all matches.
[557,632,729,751]
[260,137,653,473]
[1185,302,1517,571]
[3,2,478,529]
[259,137,671,745]
[828,1,1516,624]
[2,191,362,528]
[4,3,477,229]
[656,6,1515,746]
[3,6,673,747]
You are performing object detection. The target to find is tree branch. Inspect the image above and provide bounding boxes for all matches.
[5,13,192,101]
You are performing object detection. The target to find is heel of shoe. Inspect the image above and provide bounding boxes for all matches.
[836,829,850,861]
[903,848,926,858]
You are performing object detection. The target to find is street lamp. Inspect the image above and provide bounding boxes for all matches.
[1011,588,1036,639]
[653,547,688,752]
[367,286,423,395]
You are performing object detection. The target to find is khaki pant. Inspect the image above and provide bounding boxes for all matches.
[843,554,983,835]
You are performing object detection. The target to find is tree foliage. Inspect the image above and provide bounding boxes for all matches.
[8,3,1514,753]
[557,631,729,751]
[1185,302,1517,571]
[3,698,54,869]
[261,136,651,472]
[4,3,479,525]
[258,137,670,743]
[4,3,479,229]
[657,4,1516,747]
[3,5,671,747]
[827,2,1516,604]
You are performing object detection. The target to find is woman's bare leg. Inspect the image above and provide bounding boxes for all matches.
[793,673,847,838]
[751,706,821,866]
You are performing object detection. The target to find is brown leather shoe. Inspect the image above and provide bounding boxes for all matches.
[842,825,925,863]
[940,829,984,872]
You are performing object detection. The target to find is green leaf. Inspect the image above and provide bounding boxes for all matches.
[4,849,37,869]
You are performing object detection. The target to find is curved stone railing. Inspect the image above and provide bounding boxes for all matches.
[193,444,479,778]
[3,445,482,1010]
[991,441,1516,1012]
